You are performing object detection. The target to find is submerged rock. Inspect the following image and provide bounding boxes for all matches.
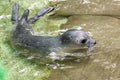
[54,0,120,16]
[48,1,120,80]
[61,15,120,29]
[48,15,120,80]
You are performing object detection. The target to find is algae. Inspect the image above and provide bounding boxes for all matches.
[0,0,66,80]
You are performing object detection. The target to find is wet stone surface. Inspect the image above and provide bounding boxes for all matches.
[48,15,120,80]
[48,5,120,80]
[54,0,120,16]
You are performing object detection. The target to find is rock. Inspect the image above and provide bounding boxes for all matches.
[55,0,120,16]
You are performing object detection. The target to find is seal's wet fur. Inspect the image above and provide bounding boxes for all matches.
[10,3,96,58]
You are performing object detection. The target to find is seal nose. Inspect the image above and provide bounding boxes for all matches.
[94,41,96,45]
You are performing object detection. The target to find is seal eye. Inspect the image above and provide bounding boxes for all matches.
[81,39,87,44]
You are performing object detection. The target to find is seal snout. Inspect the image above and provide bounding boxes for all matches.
[86,38,96,48]
[94,41,96,45]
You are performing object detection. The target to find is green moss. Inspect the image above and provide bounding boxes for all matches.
[0,0,66,80]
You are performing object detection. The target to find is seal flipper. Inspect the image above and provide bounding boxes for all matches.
[20,9,29,25]
[11,3,19,24]
[28,7,55,24]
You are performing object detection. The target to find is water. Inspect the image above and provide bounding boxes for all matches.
[48,15,120,80]
[1,0,120,80]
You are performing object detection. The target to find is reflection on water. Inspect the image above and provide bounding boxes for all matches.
[48,15,120,80]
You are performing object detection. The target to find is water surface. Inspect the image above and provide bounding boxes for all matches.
[48,15,120,80]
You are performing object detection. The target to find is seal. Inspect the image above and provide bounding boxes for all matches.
[10,3,96,61]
